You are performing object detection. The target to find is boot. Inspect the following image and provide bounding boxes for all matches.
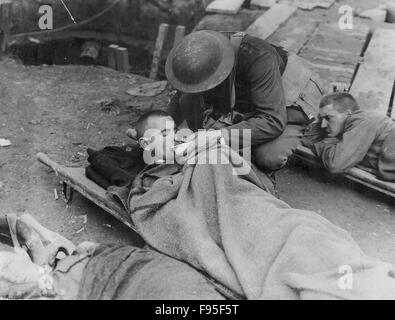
[20,214,76,256]
[15,219,48,266]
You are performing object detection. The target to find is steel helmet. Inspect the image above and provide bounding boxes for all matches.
[165,30,235,93]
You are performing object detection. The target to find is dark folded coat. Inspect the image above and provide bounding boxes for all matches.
[86,145,146,189]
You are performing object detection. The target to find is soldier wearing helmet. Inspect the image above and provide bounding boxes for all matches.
[165,30,324,182]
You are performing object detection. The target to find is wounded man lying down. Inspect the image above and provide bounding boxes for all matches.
[125,110,395,299]
[4,110,395,300]
[302,92,395,181]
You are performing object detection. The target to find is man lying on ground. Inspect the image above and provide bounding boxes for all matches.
[302,92,395,181]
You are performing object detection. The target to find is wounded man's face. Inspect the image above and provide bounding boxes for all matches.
[139,116,176,164]
[319,104,349,138]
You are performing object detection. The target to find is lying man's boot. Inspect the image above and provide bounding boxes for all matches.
[19,214,76,257]
[16,218,48,266]
[3,213,76,266]
[5,213,48,265]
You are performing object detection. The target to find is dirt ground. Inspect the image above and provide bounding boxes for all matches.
[1,0,395,266]
[0,59,162,247]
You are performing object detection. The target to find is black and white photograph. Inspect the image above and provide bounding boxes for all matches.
[1,0,395,305]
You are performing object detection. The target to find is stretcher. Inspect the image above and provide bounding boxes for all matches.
[36,152,137,232]
[36,152,244,300]
[294,146,395,199]
[37,146,395,239]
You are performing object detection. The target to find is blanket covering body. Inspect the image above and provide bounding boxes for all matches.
[128,146,395,299]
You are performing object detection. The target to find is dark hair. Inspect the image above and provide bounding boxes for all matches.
[135,110,171,139]
[319,93,360,113]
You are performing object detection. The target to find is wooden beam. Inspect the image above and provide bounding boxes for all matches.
[298,22,370,91]
[295,0,335,10]
[201,0,210,8]
[9,30,153,50]
[0,0,12,52]
[115,46,130,72]
[106,44,119,70]
[246,4,297,40]
[251,0,277,8]
[194,8,263,32]
[173,25,186,48]
[266,17,319,54]
[349,28,395,118]
[206,0,245,14]
[150,23,169,80]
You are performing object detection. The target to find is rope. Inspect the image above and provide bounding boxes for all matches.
[10,0,121,38]
[59,0,77,24]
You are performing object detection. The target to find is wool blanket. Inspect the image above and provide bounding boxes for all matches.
[128,146,395,299]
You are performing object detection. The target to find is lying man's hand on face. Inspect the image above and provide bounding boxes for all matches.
[186,130,223,152]
[175,130,223,165]
[301,121,327,149]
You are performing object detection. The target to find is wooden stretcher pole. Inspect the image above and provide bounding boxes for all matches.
[294,146,395,198]
[36,152,74,201]
[37,152,63,174]
[36,152,138,231]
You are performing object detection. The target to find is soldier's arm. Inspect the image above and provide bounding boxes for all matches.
[222,50,287,147]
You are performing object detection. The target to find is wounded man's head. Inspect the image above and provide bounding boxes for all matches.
[135,110,176,163]
[318,92,360,137]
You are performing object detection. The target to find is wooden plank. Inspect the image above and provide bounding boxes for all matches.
[299,22,369,90]
[194,9,263,32]
[0,0,12,52]
[115,46,130,72]
[349,28,395,118]
[106,44,119,70]
[201,0,210,8]
[305,62,355,74]
[302,63,355,92]
[295,0,335,10]
[266,16,319,54]
[173,25,186,48]
[205,0,245,14]
[294,146,395,198]
[246,4,297,40]
[299,23,369,64]
[251,0,277,8]
[302,46,362,67]
[150,23,169,80]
